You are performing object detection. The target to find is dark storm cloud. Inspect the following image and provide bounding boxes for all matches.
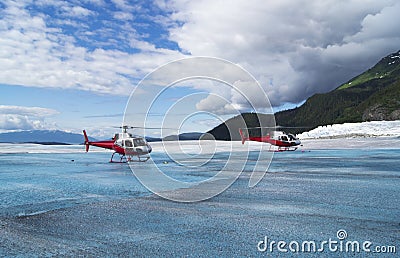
[167,0,400,107]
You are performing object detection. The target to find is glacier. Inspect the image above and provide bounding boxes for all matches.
[298,120,400,139]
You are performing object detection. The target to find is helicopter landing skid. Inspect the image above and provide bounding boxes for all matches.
[268,146,298,152]
[109,152,150,163]
[128,156,150,162]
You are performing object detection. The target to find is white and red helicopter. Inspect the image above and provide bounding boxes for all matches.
[83,126,152,162]
[239,127,301,151]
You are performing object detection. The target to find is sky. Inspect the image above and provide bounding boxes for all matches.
[0,0,399,138]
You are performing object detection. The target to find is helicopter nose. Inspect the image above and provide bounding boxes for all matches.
[137,146,150,154]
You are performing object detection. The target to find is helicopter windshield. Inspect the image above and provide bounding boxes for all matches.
[133,138,146,147]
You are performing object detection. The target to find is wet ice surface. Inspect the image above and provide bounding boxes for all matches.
[0,141,270,210]
[0,139,399,256]
[0,149,149,216]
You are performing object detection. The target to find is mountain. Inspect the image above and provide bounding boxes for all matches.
[0,130,97,144]
[162,132,205,141]
[206,51,400,139]
[144,136,162,142]
[275,50,400,133]
[206,113,275,141]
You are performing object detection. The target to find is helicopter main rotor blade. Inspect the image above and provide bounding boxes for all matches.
[116,126,177,130]
[129,126,177,130]
[241,126,312,130]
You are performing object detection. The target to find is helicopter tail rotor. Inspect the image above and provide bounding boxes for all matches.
[83,130,90,152]
[239,128,248,144]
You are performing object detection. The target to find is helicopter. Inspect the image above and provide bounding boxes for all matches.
[239,127,301,151]
[83,126,152,162]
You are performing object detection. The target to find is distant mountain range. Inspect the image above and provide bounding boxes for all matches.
[0,130,205,144]
[0,130,97,144]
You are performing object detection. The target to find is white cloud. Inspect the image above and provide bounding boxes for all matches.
[196,94,237,115]
[0,114,41,130]
[347,3,400,43]
[113,11,134,21]
[0,105,59,116]
[83,0,105,6]
[0,105,59,130]
[110,0,134,11]
[194,79,273,115]
[61,5,94,17]
[0,0,185,96]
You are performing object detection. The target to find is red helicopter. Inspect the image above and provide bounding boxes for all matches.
[239,128,301,151]
[83,126,152,162]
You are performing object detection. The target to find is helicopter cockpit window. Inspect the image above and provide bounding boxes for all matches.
[125,140,133,147]
[281,136,288,142]
[133,138,146,147]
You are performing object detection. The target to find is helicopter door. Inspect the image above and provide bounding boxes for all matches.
[115,139,123,147]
